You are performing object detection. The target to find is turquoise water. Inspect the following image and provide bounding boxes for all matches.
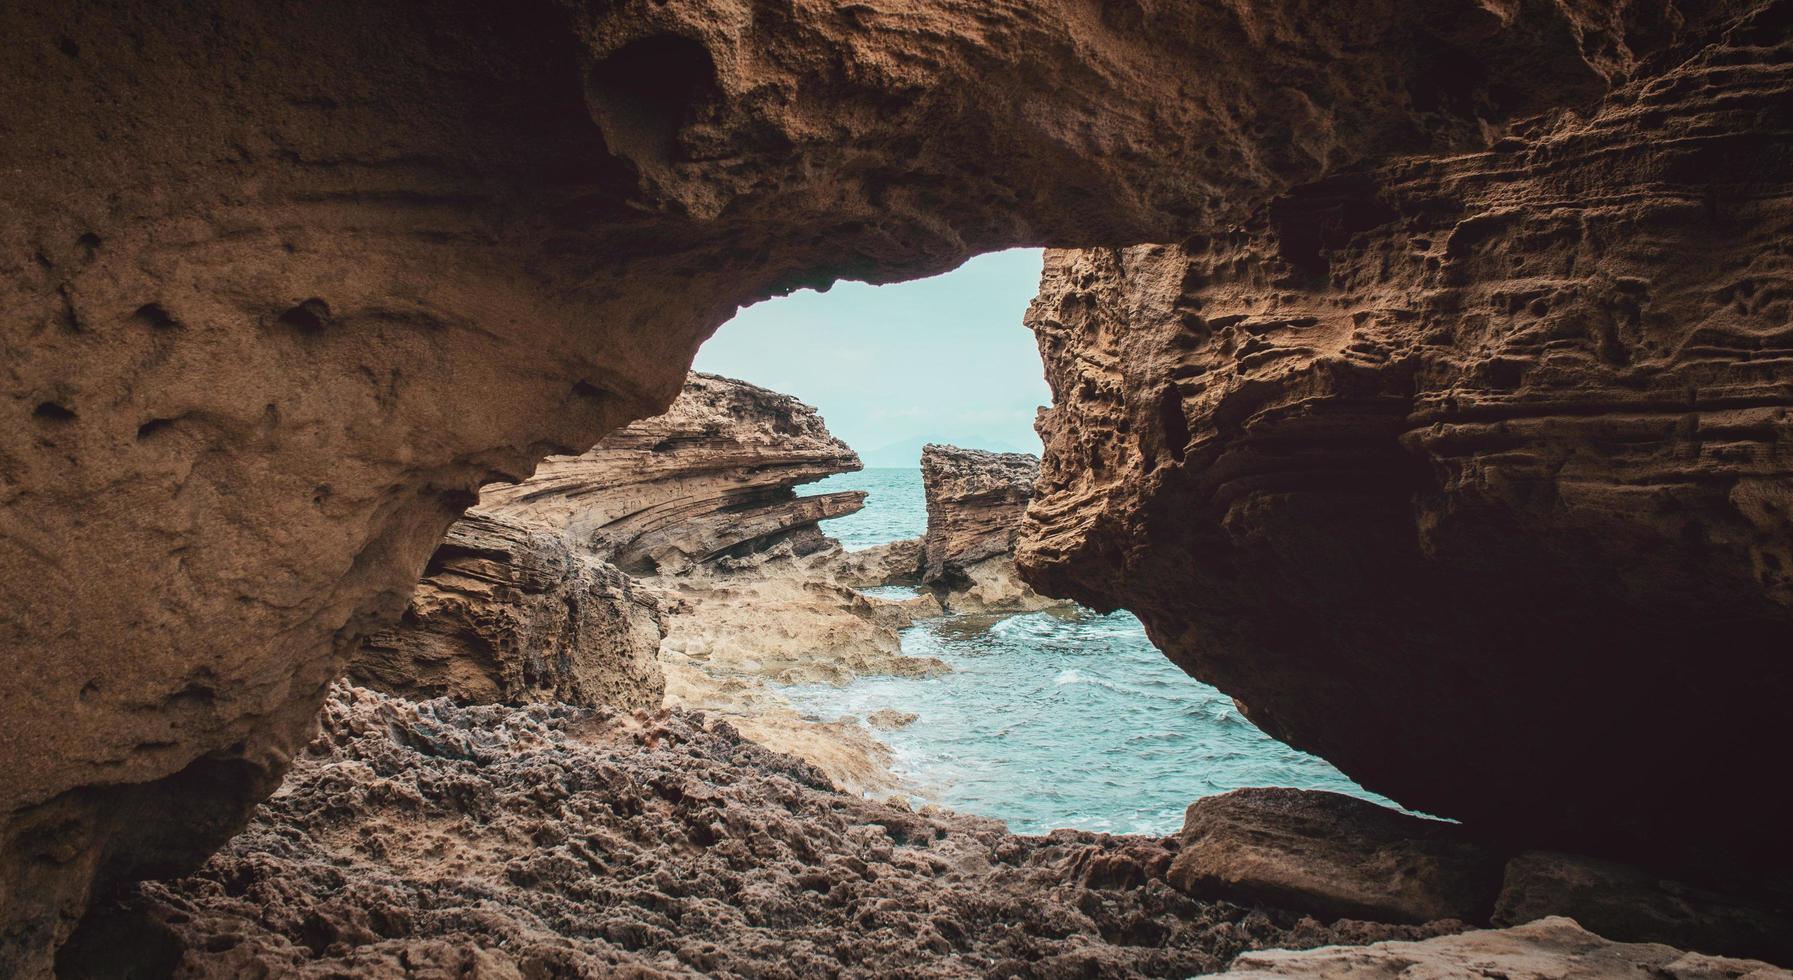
[811,467,928,550]
[803,468,1395,835]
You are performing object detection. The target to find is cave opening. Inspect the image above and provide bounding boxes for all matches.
[672,248,1399,835]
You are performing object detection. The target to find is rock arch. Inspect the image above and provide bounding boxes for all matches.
[0,0,1758,971]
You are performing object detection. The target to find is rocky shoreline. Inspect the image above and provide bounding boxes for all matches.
[64,687,1793,978]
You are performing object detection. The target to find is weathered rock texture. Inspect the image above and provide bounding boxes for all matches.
[1020,4,1793,878]
[1215,916,1793,980]
[0,0,1742,969]
[919,444,1060,612]
[63,685,1460,978]
[1169,789,1505,927]
[480,373,866,575]
[350,512,664,710]
[920,444,1038,583]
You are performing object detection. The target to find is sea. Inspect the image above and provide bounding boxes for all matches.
[795,467,1398,836]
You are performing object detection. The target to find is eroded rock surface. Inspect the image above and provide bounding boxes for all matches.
[63,685,1460,979]
[1214,916,1793,980]
[350,512,664,710]
[919,444,1061,613]
[0,0,1741,968]
[1020,5,1793,876]
[1170,789,1504,927]
[480,373,866,575]
[1167,789,1791,962]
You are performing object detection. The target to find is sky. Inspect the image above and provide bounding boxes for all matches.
[694,248,1051,468]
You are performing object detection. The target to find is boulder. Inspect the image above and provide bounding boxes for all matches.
[1168,788,1504,925]
[351,512,664,711]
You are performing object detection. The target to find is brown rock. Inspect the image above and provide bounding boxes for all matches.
[830,537,926,589]
[350,512,664,710]
[1215,916,1793,979]
[918,444,1064,613]
[1020,6,1793,875]
[920,444,1038,584]
[1495,851,1793,964]
[1168,788,1504,925]
[481,373,865,575]
[866,709,919,731]
[0,0,1736,968]
[62,685,1462,979]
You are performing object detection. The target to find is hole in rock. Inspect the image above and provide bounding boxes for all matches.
[276,298,331,333]
[585,34,720,163]
[131,302,179,330]
[135,418,175,440]
[34,400,75,422]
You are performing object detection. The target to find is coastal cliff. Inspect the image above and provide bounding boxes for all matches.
[346,374,862,713]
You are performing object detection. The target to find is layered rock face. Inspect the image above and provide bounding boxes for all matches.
[1020,5,1793,878]
[918,444,1060,612]
[1170,789,1504,927]
[919,444,1038,584]
[350,513,664,710]
[480,373,866,575]
[0,0,1743,968]
[1172,789,1791,961]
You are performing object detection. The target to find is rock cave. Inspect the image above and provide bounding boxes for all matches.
[2,0,1791,976]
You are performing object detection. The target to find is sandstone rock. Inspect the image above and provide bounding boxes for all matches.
[0,0,1737,968]
[653,547,951,794]
[63,685,1463,979]
[918,444,1064,614]
[350,512,664,711]
[1495,851,1793,964]
[481,373,865,575]
[920,445,1037,582]
[829,537,926,589]
[1020,5,1793,876]
[1213,916,1793,979]
[1168,788,1504,925]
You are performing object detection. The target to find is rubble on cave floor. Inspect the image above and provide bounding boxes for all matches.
[63,684,1458,979]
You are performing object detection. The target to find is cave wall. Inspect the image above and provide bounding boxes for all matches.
[1019,2,1793,878]
[0,0,1719,971]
